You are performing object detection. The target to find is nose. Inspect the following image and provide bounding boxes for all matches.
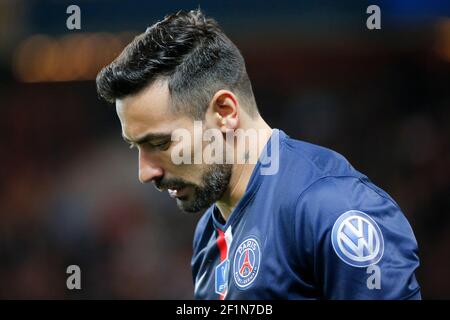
[138,149,164,183]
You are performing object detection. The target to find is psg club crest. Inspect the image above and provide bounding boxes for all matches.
[233,237,261,289]
[331,210,384,267]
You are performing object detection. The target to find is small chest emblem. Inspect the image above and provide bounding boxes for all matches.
[233,237,261,289]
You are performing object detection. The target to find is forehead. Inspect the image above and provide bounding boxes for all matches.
[116,79,187,138]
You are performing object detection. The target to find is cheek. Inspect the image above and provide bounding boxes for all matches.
[163,157,198,177]
[178,164,207,183]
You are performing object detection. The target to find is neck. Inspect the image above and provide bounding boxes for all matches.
[216,118,272,221]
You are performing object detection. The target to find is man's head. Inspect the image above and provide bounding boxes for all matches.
[96,9,259,212]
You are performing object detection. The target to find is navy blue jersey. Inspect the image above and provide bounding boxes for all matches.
[191,129,421,299]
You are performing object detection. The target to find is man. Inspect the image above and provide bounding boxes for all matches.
[96,9,421,299]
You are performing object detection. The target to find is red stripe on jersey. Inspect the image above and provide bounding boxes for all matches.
[216,229,227,262]
[216,228,228,300]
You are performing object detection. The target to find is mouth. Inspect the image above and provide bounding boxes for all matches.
[167,186,188,199]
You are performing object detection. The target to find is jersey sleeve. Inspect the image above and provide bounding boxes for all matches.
[295,176,421,299]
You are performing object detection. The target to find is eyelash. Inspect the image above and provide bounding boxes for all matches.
[129,141,170,150]
[154,141,171,150]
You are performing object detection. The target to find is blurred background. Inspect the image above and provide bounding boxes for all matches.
[0,0,449,299]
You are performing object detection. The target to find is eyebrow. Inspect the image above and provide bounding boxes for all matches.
[122,132,172,145]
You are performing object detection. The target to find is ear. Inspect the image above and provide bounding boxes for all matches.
[206,90,239,133]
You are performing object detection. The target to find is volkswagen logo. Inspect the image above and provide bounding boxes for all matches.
[331,210,384,267]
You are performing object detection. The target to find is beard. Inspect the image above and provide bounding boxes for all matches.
[153,163,232,213]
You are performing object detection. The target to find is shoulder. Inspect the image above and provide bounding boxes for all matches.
[282,134,358,178]
[270,131,366,211]
[293,175,419,265]
[295,175,402,222]
[294,175,407,236]
[292,176,421,299]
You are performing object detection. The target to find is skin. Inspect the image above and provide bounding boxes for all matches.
[116,78,272,221]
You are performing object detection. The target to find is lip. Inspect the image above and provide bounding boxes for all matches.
[167,186,187,198]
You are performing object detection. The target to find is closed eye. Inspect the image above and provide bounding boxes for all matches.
[128,140,170,151]
[150,140,171,150]
[122,132,172,151]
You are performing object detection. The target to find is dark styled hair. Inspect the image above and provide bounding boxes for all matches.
[96,9,258,119]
